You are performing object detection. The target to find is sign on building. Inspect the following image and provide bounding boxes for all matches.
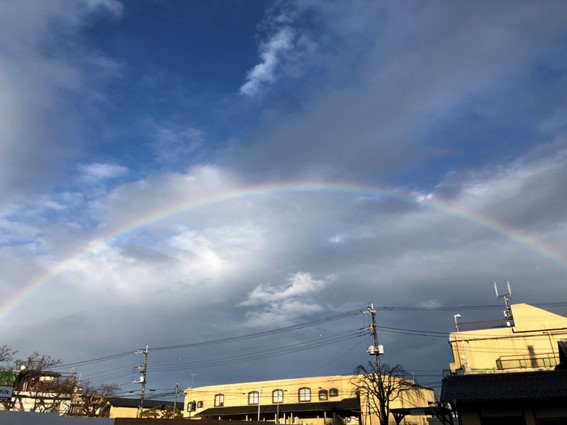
[0,385,13,402]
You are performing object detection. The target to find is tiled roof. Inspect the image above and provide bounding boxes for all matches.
[109,397,176,409]
[441,370,567,402]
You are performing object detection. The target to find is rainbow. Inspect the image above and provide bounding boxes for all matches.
[1,181,565,321]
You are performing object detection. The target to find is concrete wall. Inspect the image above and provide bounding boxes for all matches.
[449,303,567,373]
[0,411,114,425]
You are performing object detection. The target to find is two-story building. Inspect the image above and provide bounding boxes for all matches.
[184,374,434,425]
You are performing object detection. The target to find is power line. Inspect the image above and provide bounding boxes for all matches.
[54,308,365,370]
[376,301,567,312]
[151,308,364,352]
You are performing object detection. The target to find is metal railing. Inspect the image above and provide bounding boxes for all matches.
[496,353,558,370]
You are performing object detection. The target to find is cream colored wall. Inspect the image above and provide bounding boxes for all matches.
[108,405,172,419]
[108,405,138,418]
[449,303,567,374]
[185,375,356,417]
[183,374,434,425]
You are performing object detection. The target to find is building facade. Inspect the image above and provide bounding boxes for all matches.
[442,303,567,425]
[449,303,567,374]
[184,374,434,425]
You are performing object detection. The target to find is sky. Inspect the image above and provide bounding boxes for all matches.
[1,0,567,399]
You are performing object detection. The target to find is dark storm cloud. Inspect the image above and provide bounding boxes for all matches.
[0,0,121,199]
[229,1,567,182]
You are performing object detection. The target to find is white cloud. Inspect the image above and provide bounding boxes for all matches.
[238,272,336,327]
[78,162,129,182]
[241,272,332,306]
[240,27,295,96]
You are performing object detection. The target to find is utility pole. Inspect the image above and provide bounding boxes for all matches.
[135,345,149,418]
[257,386,262,421]
[173,383,180,418]
[367,303,387,425]
[368,303,382,370]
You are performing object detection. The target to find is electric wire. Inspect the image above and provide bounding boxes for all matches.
[46,301,567,393]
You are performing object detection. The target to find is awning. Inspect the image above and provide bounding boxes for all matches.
[199,398,360,418]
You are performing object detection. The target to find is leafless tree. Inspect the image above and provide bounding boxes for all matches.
[353,362,425,425]
[0,345,16,364]
[141,404,182,419]
[11,352,76,413]
[71,381,119,417]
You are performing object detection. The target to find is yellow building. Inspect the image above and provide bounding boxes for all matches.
[183,374,434,425]
[442,303,567,425]
[449,303,567,374]
[107,397,177,418]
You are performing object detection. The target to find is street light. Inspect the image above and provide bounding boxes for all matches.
[454,314,461,332]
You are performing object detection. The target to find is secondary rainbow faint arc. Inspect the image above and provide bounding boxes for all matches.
[1,181,565,321]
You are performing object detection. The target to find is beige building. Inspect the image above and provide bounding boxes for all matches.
[183,374,434,425]
[106,397,177,418]
[442,303,567,425]
[449,303,567,374]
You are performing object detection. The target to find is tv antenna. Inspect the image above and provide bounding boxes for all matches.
[494,281,514,327]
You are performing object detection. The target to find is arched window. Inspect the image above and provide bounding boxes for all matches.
[329,388,339,397]
[197,401,204,408]
[273,389,284,403]
[248,391,260,405]
[214,394,224,407]
[318,389,329,400]
[298,387,311,402]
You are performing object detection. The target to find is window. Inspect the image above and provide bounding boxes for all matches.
[329,388,339,397]
[318,389,328,400]
[298,387,311,402]
[214,394,224,407]
[197,401,203,408]
[248,391,259,405]
[273,389,284,403]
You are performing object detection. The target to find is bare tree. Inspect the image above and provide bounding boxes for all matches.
[11,352,76,413]
[71,381,119,417]
[353,362,426,425]
[0,345,16,364]
[141,404,182,419]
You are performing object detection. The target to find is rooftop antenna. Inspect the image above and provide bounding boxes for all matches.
[494,281,514,327]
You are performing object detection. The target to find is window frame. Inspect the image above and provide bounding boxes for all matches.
[272,389,284,403]
[318,389,329,400]
[214,394,224,407]
[248,391,260,405]
[298,387,311,402]
[329,388,339,397]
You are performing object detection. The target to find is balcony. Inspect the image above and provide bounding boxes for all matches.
[496,353,558,371]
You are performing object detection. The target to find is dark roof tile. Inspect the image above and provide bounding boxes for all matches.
[441,370,567,402]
